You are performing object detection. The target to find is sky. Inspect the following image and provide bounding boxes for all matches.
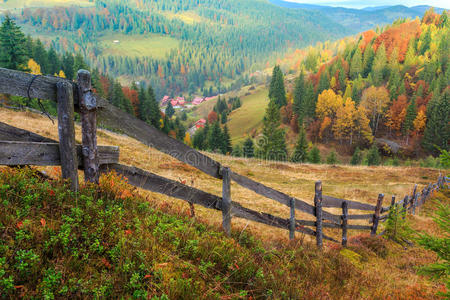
[284,0,450,9]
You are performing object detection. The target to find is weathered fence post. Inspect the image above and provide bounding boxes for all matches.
[402,195,408,219]
[222,167,232,236]
[56,81,78,191]
[410,184,417,213]
[289,197,295,240]
[412,192,419,215]
[77,70,99,183]
[371,194,384,235]
[314,181,323,249]
[390,195,396,207]
[341,201,348,247]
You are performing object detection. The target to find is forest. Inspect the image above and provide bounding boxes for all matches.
[2,0,348,100]
[192,9,449,165]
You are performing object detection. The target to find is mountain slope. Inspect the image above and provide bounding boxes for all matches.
[269,0,446,31]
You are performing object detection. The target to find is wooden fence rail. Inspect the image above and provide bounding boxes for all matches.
[0,66,448,248]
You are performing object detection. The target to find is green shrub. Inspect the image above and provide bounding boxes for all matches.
[366,145,381,166]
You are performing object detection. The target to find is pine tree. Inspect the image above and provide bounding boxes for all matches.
[366,145,381,166]
[372,44,387,85]
[350,147,363,165]
[207,122,223,153]
[293,70,306,121]
[423,89,450,155]
[32,39,49,73]
[73,52,89,74]
[232,144,243,157]
[260,99,287,161]
[291,126,308,163]
[269,65,287,107]
[148,85,161,128]
[0,16,28,71]
[243,137,255,158]
[326,150,339,165]
[193,128,207,150]
[47,47,60,75]
[363,45,375,77]
[222,125,232,154]
[62,52,75,80]
[165,102,175,118]
[308,146,321,164]
[402,98,417,138]
[350,47,363,79]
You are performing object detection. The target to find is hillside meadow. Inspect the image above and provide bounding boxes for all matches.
[0,107,444,242]
[0,107,449,299]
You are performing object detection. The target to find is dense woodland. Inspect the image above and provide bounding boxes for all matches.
[2,0,347,99]
[238,10,449,164]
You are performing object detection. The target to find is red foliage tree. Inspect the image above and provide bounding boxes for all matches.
[208,111,218,123]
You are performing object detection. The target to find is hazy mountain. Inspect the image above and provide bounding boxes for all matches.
[269,0,446,31]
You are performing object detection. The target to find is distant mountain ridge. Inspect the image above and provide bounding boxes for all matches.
[269,0,446,32]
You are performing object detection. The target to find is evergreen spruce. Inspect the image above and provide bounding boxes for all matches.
[243,137,255,158]
[260,99,287,161]
[308,146,321,164]
[423,89,450,155]
[165,102,175,118]
[269,65,287,107]
[326,150,339,165]
[207,122,223,153]
[402,98,417,137]
[0,16,27,71]
[232,144,243,157]
[222,125,232,154]
[350,147,363,165]
[291,126,308,163]
[366,145,381,166]
[350,47,363,79]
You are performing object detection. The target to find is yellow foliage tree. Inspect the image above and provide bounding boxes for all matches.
[413,109,427,134]
[355,106,374,144]
[360,86,390,135]
[333,97,357,144]
[55,70,66,78]
[316,89,343,121]
[27,59,41,75]
[183,132,192,146]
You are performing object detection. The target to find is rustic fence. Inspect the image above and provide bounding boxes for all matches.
[0,67,448,248]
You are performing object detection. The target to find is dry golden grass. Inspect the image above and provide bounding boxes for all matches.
[0,107,445,244]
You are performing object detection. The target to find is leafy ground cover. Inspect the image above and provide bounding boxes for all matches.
[0,167,447,299]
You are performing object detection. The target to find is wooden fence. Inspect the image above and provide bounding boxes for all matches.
[0,67,448,248]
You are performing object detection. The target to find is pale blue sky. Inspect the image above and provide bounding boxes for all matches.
[284,0,450,9]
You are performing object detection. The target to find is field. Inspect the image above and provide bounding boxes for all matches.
[1,107,448,298]
[99,33,180,59]
[0,107,444,242]
[227,86,269,144]
[0,0,93,10]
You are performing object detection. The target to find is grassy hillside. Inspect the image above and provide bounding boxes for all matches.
[99,33,180,59]
[0,107,449,298]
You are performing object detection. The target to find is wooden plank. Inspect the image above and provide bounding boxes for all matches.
[100,163,221,209]
[0,67,71,103]
[296,219,341,229]
[347,213,373,220]
[56,81,78,191]
[0,121,55,143]
[222,167,232,235]
[100,163,339,243]
[77,70,99,183]
[230,171,341,223]
[342,201,348,246]
[314,181,323,249]
[322,195,376,211]
[0,141,118,166]
[371,194,384,235]
[96,96,221,179]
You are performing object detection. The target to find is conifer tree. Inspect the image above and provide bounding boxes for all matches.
[260,99,287,161]
[243,137,255,158]
[165,102,175,118]
[232,144,243,157]
[402,98,417,139]
[308,146,321,164]
[350,47,363,79]
[291,125,308,163]
[350,147,363,165]
[372,44,387,85]
[207,122,223,153]
[366,145,381,166]
[293,70,306,121]
[269,65,287,107]
[326,150,339,165]
[62,52,75,80]
[222,125,232,154]
[423,89,450,155]
[0,16,27,71]
[363,45,375,77]
[32,39,48,73]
